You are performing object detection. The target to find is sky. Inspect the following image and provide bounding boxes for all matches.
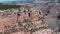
[0,0,34,2]
[0,0,18,1]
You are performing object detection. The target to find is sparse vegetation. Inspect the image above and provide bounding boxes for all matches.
[0,5,20,10]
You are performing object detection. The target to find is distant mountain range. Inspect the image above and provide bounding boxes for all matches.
[0,0,59,5]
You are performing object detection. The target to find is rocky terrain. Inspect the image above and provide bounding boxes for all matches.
[0,5,54,34]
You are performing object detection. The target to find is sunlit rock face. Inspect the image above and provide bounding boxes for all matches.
[0,5,54,34]
[17,6,53,34]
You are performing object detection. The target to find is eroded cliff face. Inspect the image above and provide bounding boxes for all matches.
[0,6,53,34]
